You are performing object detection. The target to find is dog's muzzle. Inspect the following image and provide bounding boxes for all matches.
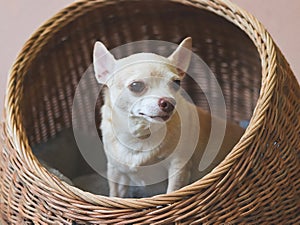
[146,97,176,122]
[132,96,177,123]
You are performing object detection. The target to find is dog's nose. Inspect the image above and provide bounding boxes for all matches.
[158,97,176,113]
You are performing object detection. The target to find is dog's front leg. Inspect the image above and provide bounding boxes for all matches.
[167,163,191,193]
[107,163,129,197]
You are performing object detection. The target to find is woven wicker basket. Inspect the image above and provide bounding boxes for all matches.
[1,0,300,224]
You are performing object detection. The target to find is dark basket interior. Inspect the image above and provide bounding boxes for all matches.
[20,1,261,179]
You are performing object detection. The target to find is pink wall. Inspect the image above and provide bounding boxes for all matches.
[0,0,299,112]
[234,0,300,82]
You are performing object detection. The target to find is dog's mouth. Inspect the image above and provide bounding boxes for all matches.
[138,112,171,122]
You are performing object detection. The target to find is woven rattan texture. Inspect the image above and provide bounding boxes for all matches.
[1,0,300,224]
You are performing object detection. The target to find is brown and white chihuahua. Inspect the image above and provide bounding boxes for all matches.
[93,37,244,197]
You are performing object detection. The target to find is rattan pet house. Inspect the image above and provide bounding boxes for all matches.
[1,0,299,224]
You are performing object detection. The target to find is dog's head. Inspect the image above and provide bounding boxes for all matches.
[93,38,192,125]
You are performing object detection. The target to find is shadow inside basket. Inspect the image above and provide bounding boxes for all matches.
[32,127,169,198]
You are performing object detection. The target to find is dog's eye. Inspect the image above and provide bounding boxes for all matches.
[129,81,146,93]
[170,80,181,92]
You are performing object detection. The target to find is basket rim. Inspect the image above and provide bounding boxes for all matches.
[3,0,278,208]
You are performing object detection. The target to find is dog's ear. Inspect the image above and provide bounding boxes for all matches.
[168,37,192,77]
[93,41,116,84]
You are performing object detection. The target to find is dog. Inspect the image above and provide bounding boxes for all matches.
[93,37,244,197]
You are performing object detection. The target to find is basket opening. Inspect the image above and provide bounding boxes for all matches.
[20,1,261,197]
